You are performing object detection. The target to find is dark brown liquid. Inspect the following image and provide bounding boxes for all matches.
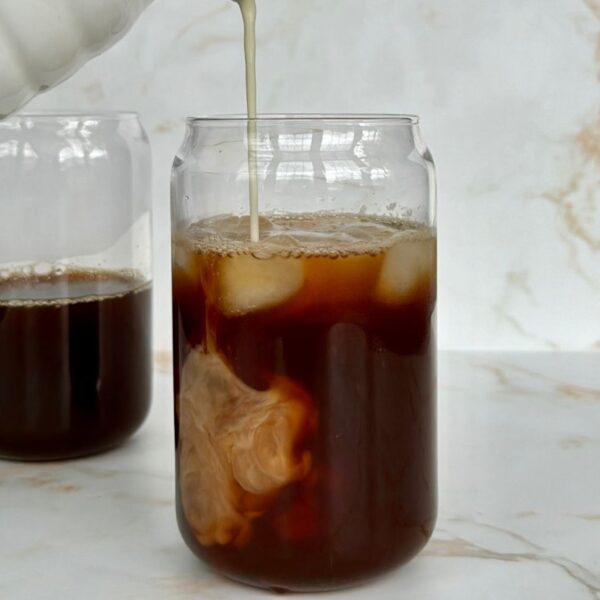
[172,215,436,592]
[0,270,152,461]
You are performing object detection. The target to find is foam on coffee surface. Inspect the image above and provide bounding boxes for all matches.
[0,267,149,307]
[181,213,434,258]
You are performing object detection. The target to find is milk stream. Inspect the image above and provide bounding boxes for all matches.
[236,0,260,242]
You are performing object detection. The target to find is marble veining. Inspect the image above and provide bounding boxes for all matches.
[427,520,600,598]
[584,0,600,21]
[0,352,598,599]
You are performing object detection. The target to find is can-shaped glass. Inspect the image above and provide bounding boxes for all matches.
[171,115,436,592]
[0,112,152,461]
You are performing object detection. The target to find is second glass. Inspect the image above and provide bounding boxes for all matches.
[0,112,152,461]
[171,115,436,592]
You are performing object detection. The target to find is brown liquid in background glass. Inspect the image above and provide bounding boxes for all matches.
[172,214,436,592]
[0,270,152,461]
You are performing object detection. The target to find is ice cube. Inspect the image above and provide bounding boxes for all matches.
[375,236,436,304]
[304,253,382,306]
[172,241,200,283]
[178,350,313,547]
[217,254,304,316]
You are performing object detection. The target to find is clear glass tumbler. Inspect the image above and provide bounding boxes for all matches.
[171,115,436,592]
[0,112,152,461]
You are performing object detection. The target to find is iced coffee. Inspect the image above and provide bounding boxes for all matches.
[0,112,153,461]
[0,269,152,460]
[172,213,436,591]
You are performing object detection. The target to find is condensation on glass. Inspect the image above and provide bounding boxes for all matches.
[171,115,436,592]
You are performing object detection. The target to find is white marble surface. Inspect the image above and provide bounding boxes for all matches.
[1,352,599,599]
[21,0,600,353]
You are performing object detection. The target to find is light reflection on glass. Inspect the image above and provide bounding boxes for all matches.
[276,161,315,181]
[0,140,18,159]
[248,126,391,185]
[80,120,99,138]
[258,134,275,155]
[361,129,381,143]
[321,130,355,152]
[58,139,85,162]
[237,160,269,182]
[89,147,107,160]
[324,160,362,183]
[58,119,80,137]
[22,142,38,160]
[276,133,313,152]
[353,143,366,159]
[370,167,389,181]
[0,141,39,160]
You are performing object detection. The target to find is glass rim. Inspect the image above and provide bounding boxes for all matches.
[1,111,140,122]
[186,113,420,125]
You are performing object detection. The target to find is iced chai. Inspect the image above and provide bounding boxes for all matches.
[172,213,437,591]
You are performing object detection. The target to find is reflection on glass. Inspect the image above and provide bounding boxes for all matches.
[370,167,389,181]
[0,140,39,160]
[360,129,381,143]
[253,134,391,186]
[324,159,362,183]
[58,119,80,137]
[277,133,313,152]
[22,142,39,160]
[88,148,108,160]
[321,130,355,152]
[353,143,367,159]
[59,140,85,163]
[239,159,269,182]
[0,140,18,159]
[276,161,315,181]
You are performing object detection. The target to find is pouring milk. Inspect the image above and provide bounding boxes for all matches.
[0,0,261,241]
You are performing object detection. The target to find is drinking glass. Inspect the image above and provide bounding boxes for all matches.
[171,115,436,592]
[0,112,152,460]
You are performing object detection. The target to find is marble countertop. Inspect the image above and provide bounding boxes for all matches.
[1,352,599,599]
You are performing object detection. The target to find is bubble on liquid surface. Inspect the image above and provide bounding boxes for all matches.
[185,213,433,259]
[33,263,53,276]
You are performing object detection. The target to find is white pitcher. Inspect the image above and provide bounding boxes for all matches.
[0,0,154,117]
